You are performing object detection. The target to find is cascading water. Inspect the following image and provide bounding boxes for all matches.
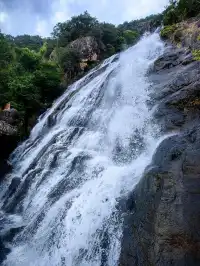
[0,33,164,266]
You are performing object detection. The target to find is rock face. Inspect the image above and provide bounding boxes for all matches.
[69,36,100,62]
[119,47,200,265]
[0,109,20,179]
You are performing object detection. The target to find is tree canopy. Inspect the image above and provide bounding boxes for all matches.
[163,0,200,25]
[52,11,140,58]
[0,33,61,136]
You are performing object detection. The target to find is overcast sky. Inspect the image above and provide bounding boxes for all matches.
[0,0,169,36]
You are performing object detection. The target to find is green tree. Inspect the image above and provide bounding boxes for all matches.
[17,47,40,71]
[118,14,163,34]
[178,0,200,18]
[115,36,126,52]
[163,1,180,25]
[0,33,14,68]
[58,47,81,79]
[123,30,139,45]
[44,38,57,58]
[163,0,200,26]
[11,35,44,51]
[105,44,116,57]
[0,33,14,107]
[33,61,62,103]
[52,11,99,46]
[100,23,119,46]
[0,31,61,135]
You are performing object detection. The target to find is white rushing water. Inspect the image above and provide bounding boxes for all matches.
[1,33,164,266]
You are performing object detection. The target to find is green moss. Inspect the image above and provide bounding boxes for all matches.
[197,35,200,41]
[160,25,177,39]
[192,49,200,61]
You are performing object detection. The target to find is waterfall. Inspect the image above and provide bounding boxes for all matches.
[0,33,164,266]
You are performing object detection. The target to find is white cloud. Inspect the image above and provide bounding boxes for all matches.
[0,12,8,23]
[122,0,169,21]
[36,19,48,36]
[0,0,169,36]
[51,0,71,25]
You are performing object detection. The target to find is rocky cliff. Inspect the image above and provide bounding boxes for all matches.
[161,17,200,51]
[69,36,102,71]
[119,34,200,265]
[69,36,100,61]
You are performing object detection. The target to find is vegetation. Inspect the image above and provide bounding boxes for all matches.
[5,34,44,52]
[118,14,163,32]
[163,0,200,26]
[0,32,62,136]
[123,30,139,45]
[160,25,177,38]
[52,12,140,59]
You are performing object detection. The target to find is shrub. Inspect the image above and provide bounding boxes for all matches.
[160,25,177,39]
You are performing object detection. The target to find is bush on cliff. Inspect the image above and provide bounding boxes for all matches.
[160,25,177,39]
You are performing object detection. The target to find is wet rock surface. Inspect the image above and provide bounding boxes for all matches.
[0,109,20,180]
[119,47,200,265]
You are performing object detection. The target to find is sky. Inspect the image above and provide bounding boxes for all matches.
[0,0,169,37]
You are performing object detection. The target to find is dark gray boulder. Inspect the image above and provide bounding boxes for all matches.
[120,131,200,265]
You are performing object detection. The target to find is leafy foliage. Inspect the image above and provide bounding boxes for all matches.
[6,34,44,52]
[0,33,61,136]
[160,25,177,38]
[123,30,139,45]
[52,11,145,58]
[52,11,99,46]
[55,47,81,79]
[0,33,14,68]
[163,0,200,26]
[118,14,163,33]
